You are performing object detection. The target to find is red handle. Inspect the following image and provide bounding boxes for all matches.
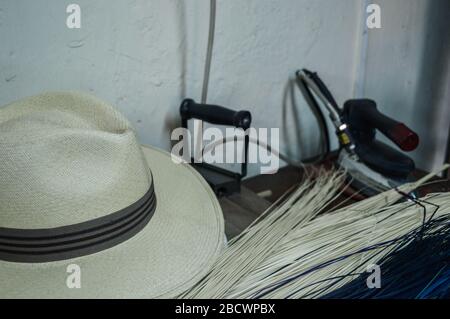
[390,123,419,152]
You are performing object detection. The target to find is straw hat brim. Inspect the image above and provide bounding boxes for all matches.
[0,145,225,298]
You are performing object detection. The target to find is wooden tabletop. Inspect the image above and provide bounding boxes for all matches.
[219,163,450,239]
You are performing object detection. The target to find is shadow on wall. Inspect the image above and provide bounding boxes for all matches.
[282,77,303,161]
[412,0,450,170]
[281,75,330,162]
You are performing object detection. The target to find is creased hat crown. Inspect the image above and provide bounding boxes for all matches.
[0,92,151,229]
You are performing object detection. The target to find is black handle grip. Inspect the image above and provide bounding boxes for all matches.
[180,99,252,130]
[344,99,419,152]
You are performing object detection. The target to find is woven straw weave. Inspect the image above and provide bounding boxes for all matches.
[0,92,224,298]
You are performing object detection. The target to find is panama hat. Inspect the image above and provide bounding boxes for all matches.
[0,92,224,298]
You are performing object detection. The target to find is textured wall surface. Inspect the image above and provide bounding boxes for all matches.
[362,0,450,171]
[0,0,448,175]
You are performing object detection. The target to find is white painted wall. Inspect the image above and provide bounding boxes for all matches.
[361,0,450,171]
[0,0,448,175]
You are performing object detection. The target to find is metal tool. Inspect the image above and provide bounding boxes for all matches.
[180,98,252,197]
[297,69,420,196]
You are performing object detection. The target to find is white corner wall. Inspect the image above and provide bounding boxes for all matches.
[0,0,448,175]
[362,0,450,171]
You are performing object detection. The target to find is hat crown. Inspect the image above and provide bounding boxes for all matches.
[0,92,152,230]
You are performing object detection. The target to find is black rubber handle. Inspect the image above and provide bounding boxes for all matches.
[180,99,252,130]
[344,99,419,152]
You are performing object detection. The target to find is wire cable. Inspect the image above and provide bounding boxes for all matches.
[194,0,217,159]
[202,136,310,169]
[301,69,341,114]
[201,0,217,104]
[295,71,331,160]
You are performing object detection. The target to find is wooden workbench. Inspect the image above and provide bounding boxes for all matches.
[219,165,450,239]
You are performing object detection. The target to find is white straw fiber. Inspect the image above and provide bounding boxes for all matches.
[183,165,450,299]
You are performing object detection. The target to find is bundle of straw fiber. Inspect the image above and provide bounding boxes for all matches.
[321,211,450,299]
[183,165,450,299]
